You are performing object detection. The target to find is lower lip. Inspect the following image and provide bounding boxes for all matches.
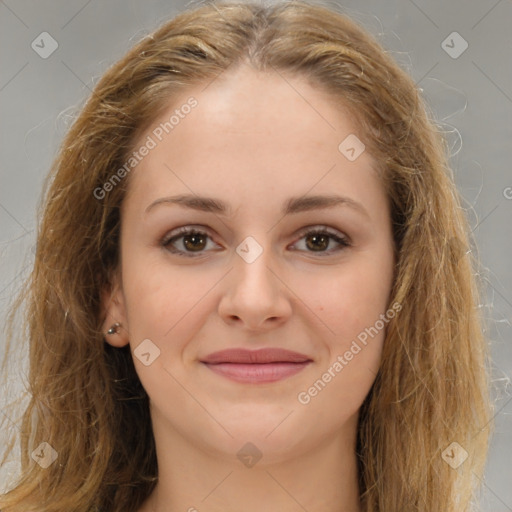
[202,361,311,383]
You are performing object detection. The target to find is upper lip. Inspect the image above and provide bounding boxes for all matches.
[201,348,312,364]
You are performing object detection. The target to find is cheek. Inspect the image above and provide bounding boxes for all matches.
[295,257,392,349]
[292,257,391,412]
[295,269,389,415]
[121,253,214,350]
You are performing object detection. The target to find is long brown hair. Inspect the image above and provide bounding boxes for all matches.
[1,1,492,510]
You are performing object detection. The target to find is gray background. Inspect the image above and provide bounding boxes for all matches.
[0,0,511,509]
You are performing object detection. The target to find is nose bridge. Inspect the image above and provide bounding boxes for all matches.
[218,233,291,328]
[233,234,276,296]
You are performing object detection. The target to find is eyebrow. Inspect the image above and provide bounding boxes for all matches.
[144,193,370,219]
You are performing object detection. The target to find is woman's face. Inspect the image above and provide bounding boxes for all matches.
[104,64,396,463]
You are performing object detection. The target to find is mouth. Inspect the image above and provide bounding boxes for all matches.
[200,348,313,384]
[202,361,312,383]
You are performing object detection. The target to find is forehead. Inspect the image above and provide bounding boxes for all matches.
[179,64,358,141]
[123,64,385,219]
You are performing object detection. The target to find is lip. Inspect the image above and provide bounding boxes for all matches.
[201,348,312,364]
[200,348,312,384]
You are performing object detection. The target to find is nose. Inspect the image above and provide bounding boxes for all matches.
[218,238,292,332]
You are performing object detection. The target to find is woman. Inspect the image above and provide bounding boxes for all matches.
[0,1,492,510]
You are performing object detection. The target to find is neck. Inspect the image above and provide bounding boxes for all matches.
[142,410,362,512]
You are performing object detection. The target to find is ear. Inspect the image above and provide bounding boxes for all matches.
[100,271,130,348]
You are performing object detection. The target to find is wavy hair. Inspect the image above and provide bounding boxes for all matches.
[0,1,492,510]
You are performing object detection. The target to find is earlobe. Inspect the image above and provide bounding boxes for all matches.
[101,276,130,348]
[104,320,129,347]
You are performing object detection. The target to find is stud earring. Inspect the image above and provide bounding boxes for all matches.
[106,322,121,335]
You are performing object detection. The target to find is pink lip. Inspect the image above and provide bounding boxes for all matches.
[201,348,311,364]
[200,348,312,384]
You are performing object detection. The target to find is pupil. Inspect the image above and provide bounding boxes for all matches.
[184,234,206,251]
[307,234,328,251]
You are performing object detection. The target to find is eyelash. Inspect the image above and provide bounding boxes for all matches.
[160,225,351,258]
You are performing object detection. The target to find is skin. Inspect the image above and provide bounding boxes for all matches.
[102,62,395,512]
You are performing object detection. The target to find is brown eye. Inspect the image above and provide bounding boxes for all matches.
[292,227,351,255]
[162,228,217,257]
[182,232,207,251]
[305,232,330,251]
[161,225,350,258]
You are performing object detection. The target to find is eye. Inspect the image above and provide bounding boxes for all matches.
[161,227,218,258]
[290,226,351,255]
[161,225,351,258]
